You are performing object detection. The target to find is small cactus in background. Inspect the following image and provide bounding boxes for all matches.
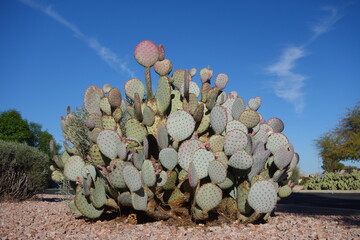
[51,40,300,223]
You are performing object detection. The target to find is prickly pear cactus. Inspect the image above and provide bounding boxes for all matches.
[51,40,300,224]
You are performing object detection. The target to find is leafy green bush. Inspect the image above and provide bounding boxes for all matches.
[0,140,50,200]
[302,171,360,190]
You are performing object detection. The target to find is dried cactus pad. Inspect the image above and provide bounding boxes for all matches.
[84,85,104,115]
[64,156,85,181]
[248,180,277,213]
[125,78,145,101]
[195,183,222,212]
[192,149,215,179]
[210,106,228,134]
[159,148,178,171]
[97,130,121,159]
[134,40,159,67]
[166,110,195,142]
[224,129,248,155]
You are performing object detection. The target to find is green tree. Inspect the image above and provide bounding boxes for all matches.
[0,110,32,143]
[316,102,360,172]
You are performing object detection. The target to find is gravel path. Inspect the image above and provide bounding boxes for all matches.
[1,194,359,240]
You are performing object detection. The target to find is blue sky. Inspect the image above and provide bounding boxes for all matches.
[0,0,359,174]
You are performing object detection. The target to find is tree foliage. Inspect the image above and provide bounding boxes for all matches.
[316,102,360,172]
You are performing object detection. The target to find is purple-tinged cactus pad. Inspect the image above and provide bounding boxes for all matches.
[200,67,213,83]
[229,150,253,170]
[248,96,261,111]
[266,133,289,154]
[180,81,200,97]
[248,180,277,213]
[97,130,121,159]
[274,144,294,170]
[108,88,122,108]
[192,149,215,179]
[64,156,85,181]
[215,73,229,90]
[221,98,236,122]
[178,139,202,171]
[224,129,248,155]
[154,59,173,76]
[84,85,104,115]
[159,148,178,171]
[248,149,271,181]
[125,78,145,101]
[210,105,228,134]
[208,160,227,184]
[166,110,195,142]
[134,40,159,67]
[195,183,222,212]
[226,120,248,134]
[87,113,103,130]
[267,118,284,133]
[123,165,142,192]
[102,83,112,93]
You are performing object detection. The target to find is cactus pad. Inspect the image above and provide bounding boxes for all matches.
[125,78,145,101]
[266,133,289,154]
[228,150,253,170]
[274,144,294,170]
[84,85,104,115]
[267,118,284,133]
[125,118,147,143]
[224,129,248,155]
[195,183,222,212]
[226,120,248,134]
[97,130,121,159]
[134,40,159,67]
[75,187,104,219]
[214,73,229,90]
[248,97,261,111]
[208,160,227,184]
[90,179,107,209]
[156,76,171,114]
[141,160,156,187]
[210,106,228,134]
[192,148,215,179]
[178,139,202,171]
[159,148,178,171]
[248,180,277,213]
[166,110,195,142]
[154,59,173,76]
[64,156,85,181]
[239,109,260,128]
[123,165,142,192]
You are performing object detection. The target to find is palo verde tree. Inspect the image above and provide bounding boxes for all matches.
[316,102,360,172]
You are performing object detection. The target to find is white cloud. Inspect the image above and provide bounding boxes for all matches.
[20,0,135,78]
[266,6,342,113]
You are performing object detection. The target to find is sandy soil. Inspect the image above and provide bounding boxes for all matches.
[0,194,359,240]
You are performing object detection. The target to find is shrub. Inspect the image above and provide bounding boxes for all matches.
[0,140,50,200]
[302,171,360,190]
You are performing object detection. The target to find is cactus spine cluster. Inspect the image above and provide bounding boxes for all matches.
[51,40,300,223]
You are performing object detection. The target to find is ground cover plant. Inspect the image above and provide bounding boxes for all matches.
[50,40,300,223]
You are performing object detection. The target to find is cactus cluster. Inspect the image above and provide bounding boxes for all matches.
[50,40,300,223]
[303,171,360,190]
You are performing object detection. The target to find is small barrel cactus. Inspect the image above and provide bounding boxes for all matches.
[51,40,300,223]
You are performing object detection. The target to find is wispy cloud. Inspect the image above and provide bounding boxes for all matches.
[20,0,135,78]
[266,6,342,113]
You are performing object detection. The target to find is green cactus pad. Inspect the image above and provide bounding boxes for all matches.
[192,148,215,179]
[142,105,155,126]
[84,85,104,115]
[195,183,222,212]
[100,97,112,115]
[237,181,252,214]
[131,187,148,211]
[51,170,65,182]
[163,171,178,190]
[224,129,248,155]
[69,200,83,217]
[156,170,168,187]
[125,78,145,101]
[101,115,116,130]
[226,120,248,134]
[166,110,195,142]
[217,172,235,189]
[231,97,246,120]
[172,69,185,89]
[214,73,229,90]
[248,180,278,213]
[221,98,236,122]
[210,105,228,134]
[239,109,260,128]
[267,118,284,133]
[156,123,169,150]
[141,160,156,187]
[132,149,145,170]
[209,135,224,153]
[274,144,294,170]
[266,133,289,154]
[103,83,112,93]
[134,40,159,67]
[118,191,133,207]
[81,165,96,181]
[123,164,142,192]
[154,59,172,76]
[159,148,178,171]
[229,150,253,170]
[197,110,211,134]
[156,76,171,114]
[278,185,292,198]
[75,186,104,219]
[64,156,85,181]
[107,159,127,188]
[208,160,227,184]
[87,113,103,130]
[90,178,107,209]
[168,188,188,207]
[97,129,121,159]
[125,118,147,143]
[178,139,202,171]
[112,107,123,123]
[248,96,261,111]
